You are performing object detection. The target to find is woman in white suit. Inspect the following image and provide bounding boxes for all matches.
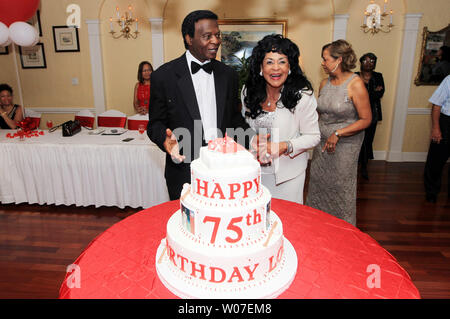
[241,34,320,204]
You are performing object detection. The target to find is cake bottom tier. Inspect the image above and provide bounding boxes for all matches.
[155,211,298,299]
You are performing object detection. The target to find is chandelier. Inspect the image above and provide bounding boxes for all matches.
[109,5,139,39]
[361,0,394,34]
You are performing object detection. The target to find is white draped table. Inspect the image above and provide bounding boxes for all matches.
[0,129,169,209]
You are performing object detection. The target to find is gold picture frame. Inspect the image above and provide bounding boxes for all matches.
[218,19,287,67]
[414,24,450,86]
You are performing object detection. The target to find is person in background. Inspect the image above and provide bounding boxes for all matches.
[306,40,371,226]
[241,34,320,204]
[0,83,24,129]
[430,46,450,83]
[424,75,450,203]
[134,61,153,115]
[356,52,385,180]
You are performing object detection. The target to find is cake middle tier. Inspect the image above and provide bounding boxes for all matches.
[180,184,272,245]
[165,210,284,286]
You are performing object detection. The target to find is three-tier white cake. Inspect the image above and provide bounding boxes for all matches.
[156,136,297,298]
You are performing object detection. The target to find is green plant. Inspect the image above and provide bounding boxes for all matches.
[232,51,251,101]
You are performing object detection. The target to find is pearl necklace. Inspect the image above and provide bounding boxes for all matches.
[266,92,281,110]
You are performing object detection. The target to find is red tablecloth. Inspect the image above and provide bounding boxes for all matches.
[59,199,420,299]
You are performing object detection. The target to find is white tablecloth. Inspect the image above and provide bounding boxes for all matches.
[0,128,169,209]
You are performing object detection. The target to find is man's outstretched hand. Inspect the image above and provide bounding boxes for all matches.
[163,128,185,164]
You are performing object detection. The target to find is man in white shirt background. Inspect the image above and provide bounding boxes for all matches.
[424,75,450,203]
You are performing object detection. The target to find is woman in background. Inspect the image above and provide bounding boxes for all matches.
[133,61,153,115]
[306,40,371,226]
[0,83,23,129]
[242,34,320,204]
[356,52,385,180]
[431,46,450,83]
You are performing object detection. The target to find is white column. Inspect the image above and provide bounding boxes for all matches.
[387,14,423,162]
[149,18,164,69]
[85,20,106,115]
[333,14,350,41]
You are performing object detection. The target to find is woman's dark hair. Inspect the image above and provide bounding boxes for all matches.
[137,61,153,83]
[359,52,378,69]
[181,10,218,50]
[0,83,13,94]
[322,39,357,72]
[243,34,313,119]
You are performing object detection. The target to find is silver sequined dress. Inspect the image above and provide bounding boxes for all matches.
[306,74,364,226]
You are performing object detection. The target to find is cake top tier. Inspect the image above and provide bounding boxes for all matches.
[207,135,246,154]
[200,135,258,171]
[189,136,261,201]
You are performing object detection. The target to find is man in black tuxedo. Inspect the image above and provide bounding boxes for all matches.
[147,10,254,200]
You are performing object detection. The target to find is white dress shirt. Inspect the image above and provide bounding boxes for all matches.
[186,50,217,141]
[429,75,450,116]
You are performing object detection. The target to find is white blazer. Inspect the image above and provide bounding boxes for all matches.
[242,88,320,184]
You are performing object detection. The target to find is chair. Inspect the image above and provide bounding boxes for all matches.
[97,109,127,128]
[24,108,41,129]
[75,109,95,128]
[127,113,149,130]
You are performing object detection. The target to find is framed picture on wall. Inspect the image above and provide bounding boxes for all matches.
[19,43,47,69]
[52,26,80,52]
[0,46,8,55]
[28,10,43,37]
[414,24,450,86]
[218,19,287,67]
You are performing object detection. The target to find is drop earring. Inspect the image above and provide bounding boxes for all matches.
[288,70,291,75]
[259,71,263,76]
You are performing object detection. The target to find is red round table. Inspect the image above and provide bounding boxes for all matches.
[59,199,420,299]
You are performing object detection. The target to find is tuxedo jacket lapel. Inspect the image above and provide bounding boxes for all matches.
[213,60,227,130]
[173,54,204,148]
[173,56,228,138]
[174,55,201,121]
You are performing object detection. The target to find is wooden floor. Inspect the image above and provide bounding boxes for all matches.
[0,161,449,299]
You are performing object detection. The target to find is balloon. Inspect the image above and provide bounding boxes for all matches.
[9,22,39,47]
[2,37,12,47]
[0,21,8,46]
[30,33,39,47]
[0,0,40,26]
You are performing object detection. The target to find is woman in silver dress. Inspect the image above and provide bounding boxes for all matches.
[241,34,320,204]
[306,40,371,226]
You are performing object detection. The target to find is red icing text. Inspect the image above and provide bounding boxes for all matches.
[195,177,260,200]
[165,241,283,283]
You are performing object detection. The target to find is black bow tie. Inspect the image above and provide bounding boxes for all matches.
[191,61,213,74]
